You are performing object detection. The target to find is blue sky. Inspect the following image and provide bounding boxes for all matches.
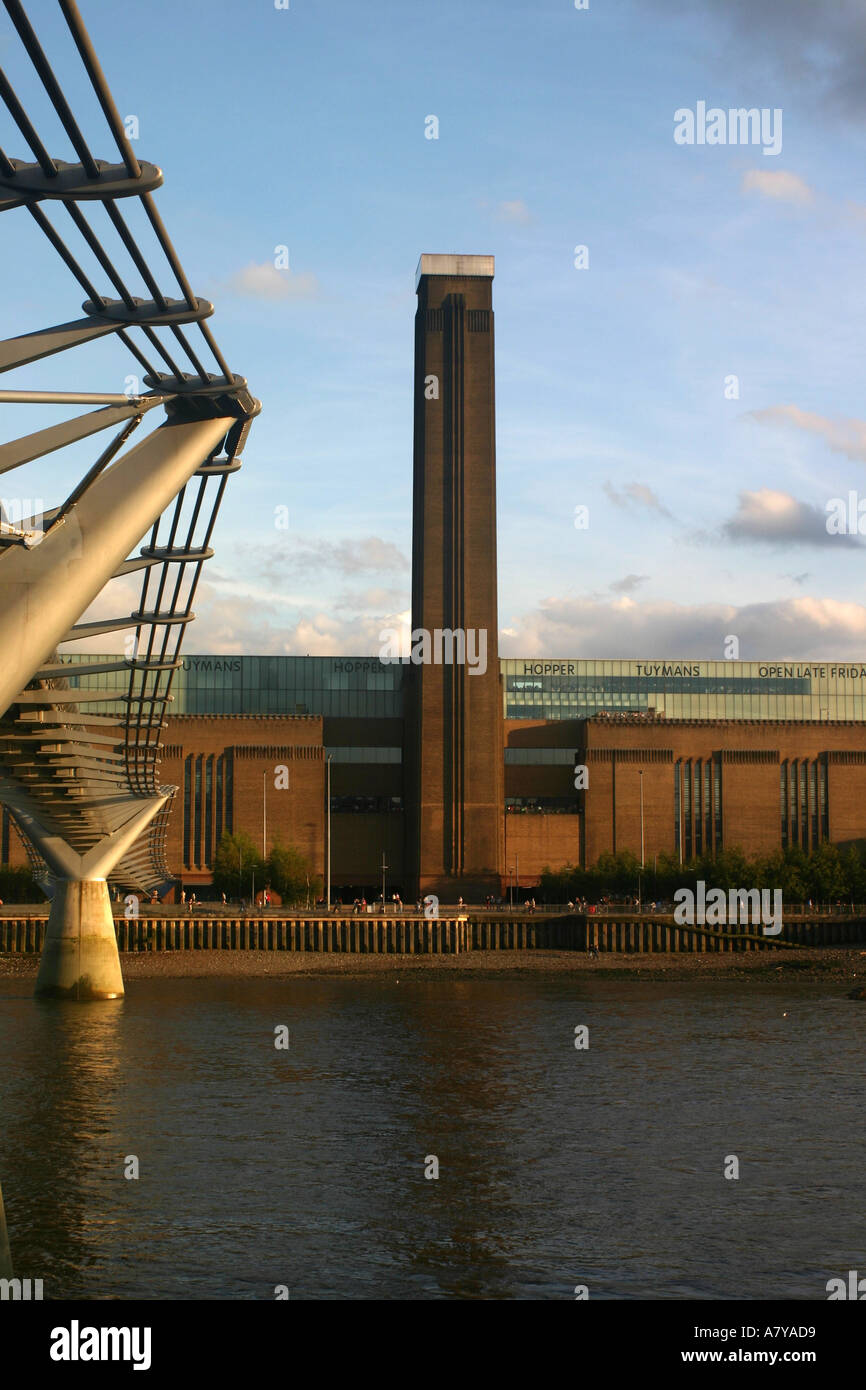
[4,0,866,659]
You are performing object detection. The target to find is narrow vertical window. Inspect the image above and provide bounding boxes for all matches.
[205,755,213,865]
[194,755,203,867]
[684,759,692,861]
[183,756,192,868]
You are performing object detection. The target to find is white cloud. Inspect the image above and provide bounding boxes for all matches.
[239,536,409,584]
[603,481,673,518]
[225,262,320,301]
[182,591,411,656]
[749,404,866,462]
[499,593,866,661]
[496,199,533,225]
[61,581,866,665]
[609,574,649,594]
[741,169,814,205]
[722,487,861,547]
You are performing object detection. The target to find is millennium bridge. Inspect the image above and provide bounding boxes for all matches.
[0,0,258,998]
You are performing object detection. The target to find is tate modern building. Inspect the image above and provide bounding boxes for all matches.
[4,258,866,899]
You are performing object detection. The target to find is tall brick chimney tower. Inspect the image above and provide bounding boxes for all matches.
[404,255,504,902]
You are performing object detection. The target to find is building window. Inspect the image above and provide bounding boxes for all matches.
[713,756,722,852]
[819,755,829,841]
[330,795,403,813]
[780,761,788,848]
[674,761,681,860]
[205,755,213,866]
[694,759,702,857]
[809,760,818,848]
[799,761,808,850]
[684,759,692,860]
[183,757,192,868]
[216,756,224,847]
[505,797,581,813]
[194,755,203,867]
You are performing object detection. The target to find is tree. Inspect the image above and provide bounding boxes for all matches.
[212,830,265,900]
[779,845,809,905]
[808,841,847,904]
[267,838,321,905]
[0,865,40,903]
[841,844,866,903]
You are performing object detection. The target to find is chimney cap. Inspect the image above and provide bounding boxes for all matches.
[415,253,494,290]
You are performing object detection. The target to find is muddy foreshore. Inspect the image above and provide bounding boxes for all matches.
[1,947,865,985]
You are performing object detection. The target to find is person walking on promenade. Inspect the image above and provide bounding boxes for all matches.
[180,889,186,907]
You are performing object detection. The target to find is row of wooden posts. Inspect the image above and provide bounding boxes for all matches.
[2,915,866,954]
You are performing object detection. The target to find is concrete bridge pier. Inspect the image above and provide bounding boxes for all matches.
[10,797,168,1001]
[36,879,124,1001]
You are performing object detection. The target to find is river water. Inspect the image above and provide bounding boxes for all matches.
[0,974,863,1300]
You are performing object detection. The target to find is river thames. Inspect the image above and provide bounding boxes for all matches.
[1,974,863,1300]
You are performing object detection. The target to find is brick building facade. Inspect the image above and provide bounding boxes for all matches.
[5,706,865,897]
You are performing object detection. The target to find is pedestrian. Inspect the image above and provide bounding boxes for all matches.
[180,889,186,906]
[221,892,227,906]
[530,898,536,915]
[457,896,464,909]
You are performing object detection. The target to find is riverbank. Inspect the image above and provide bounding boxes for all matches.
[1,947,864,983]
